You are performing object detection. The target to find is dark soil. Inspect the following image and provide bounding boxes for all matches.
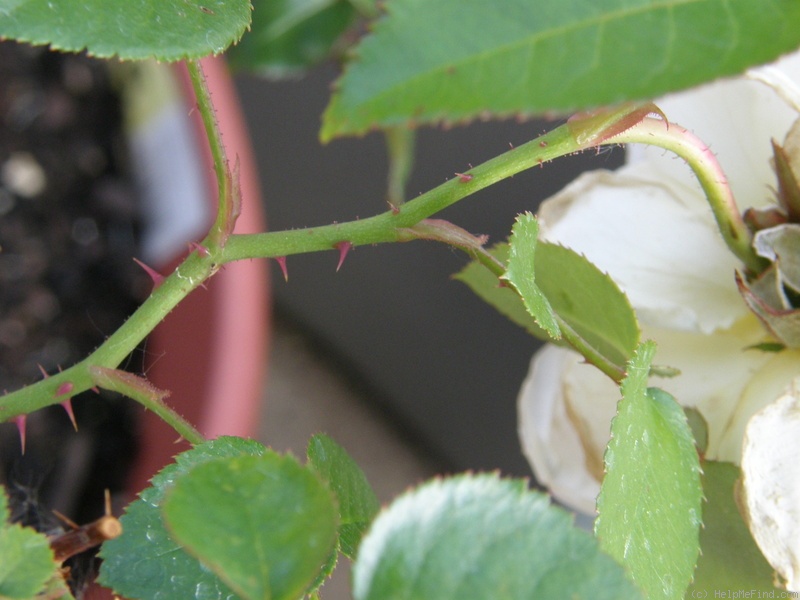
[0,40,146,593]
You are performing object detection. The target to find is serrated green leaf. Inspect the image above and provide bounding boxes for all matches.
[595,342,702,600]
[307,433,380,558]
[503,213,560,339]
[228,0,358,77]
[321,0,800,140]
[353,474,643,600]
[0,0,251,61]
[454,243,553,341]
[688,461,779,596]
[98,436,267,599]
[536,241,640,368]
[0,487,59,599]
[498,213,639,369]
[163,454,338,600]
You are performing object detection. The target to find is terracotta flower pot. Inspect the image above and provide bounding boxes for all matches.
[122,56,271,498]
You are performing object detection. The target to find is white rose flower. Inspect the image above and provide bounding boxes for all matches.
[518,52,800,516]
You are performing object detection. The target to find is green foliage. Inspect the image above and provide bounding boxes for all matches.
[595,342,702,600]
[0,486,61,599]
[352,473,644,599]
[503,213,560,338]
[99,437,268,599]
[454,243,551,340]
[228,0,359,77]
[307,433,381,558]
[535,241,640,369]
[500,213,640,371]
[163,453,338,600]
[321,0,800,140]
[688,461,779,595]
[0,0,251,61]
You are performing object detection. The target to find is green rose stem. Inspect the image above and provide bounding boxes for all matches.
[0,103,653,433]
[609,117,766,274]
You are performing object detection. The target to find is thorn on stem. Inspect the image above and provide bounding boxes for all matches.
[37,364,48,379]
[188,242,210,257]
[334,241,352,272]
[133,258,165,289]
[274,256,289,282]
[60,399,78,431]
[454,172,474,183]
[14,415,26,454]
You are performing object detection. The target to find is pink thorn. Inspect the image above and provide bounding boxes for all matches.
[274,256,289,282]
[60,399,78,431]
[454,172,474,183]
[37,364,49,378]
[133,258,165,289]
[90,386,100,394]
[188,242,210,257]
[14,415,26,454]
[334,242,352,272]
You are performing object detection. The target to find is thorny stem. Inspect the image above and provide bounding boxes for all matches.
[0,102,725,432]
[221,122,581,262]
[609,117,766,274]
[186,60,237,249]
[0,116,584,428]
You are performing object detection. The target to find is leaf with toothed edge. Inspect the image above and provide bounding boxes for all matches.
[461,217,640,370]
[0,486,62,599]
[596,342,702,600]
[98,437,267,599]
[351,474,644,599]
[503,214,560,339]
[306,433,380,559]
[321,0,800,141]
[454,243,554,341]
[163,453,338,600]
[0,0,252,62]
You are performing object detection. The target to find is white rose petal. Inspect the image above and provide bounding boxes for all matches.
[521,52,800,514]
[629,52,800,210]
[538,163,746,333]
[741,379,800,592]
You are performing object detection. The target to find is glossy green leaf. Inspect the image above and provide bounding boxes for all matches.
[307,433,381,558]
[688,461,779,596]
[353,474,643,599]
[0,0,251,61]
[503,213,560,339]
[595,342,702,600]
[321,0,800,140]
[163,453,338,600]
[98,436,268,599]
[0,486,59,599]
[228,0,358,77]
